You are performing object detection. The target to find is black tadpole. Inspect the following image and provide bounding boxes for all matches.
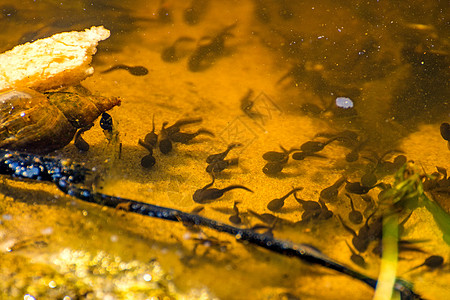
[293,192,321,211]
[291,151,326,161]
[320,176,346,202]
[206,158,239,174]
[407,255,444,273]
[345,181,374,195]
[262,161,286,175]
[345,139,368,162]
[206,143,241,174]
[193,177,253,203]
[346,193,363,224]
[262,146,297,162]
[169,128,214,144]
[300,137,337,154]
[207,143,242,164]
[0,149,421,300]
[144,115,158,148]
[267,187,303,212]
[140,154,156,168]
[345,241,367,268]
[337,215,370,253]
[158,122,173,154]
[138,140,156,169]
[247,209,281,225]
[166,117,203,135]
[229,201,242,225]
[263,150,288,161]
[101,64,149,76]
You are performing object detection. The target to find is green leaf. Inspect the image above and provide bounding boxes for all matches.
[422,194,450,245]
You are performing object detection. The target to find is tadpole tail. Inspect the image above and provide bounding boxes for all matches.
[101,64,128,74]
[282,187,304,199]
[337,214,358,237]
[220,185,253,193]
[196,129,215,137]
[54,179,421,300]
[151,114,155,131]
[171,117,203,128]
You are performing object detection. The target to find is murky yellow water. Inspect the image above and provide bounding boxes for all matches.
[0,1,449,299]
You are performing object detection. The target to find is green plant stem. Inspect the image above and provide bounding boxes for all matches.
[374,213,399,300]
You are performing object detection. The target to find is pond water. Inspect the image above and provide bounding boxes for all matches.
[0,1,449,299]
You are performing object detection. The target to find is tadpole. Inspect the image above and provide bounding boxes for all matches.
[346,193,363,224]
[262,146,298,175]
[101,64,149,76]
[159,138,172,154]
[406,255,444,273]
[169,128,214,143]
[144,115,158,148]
[382,154,408,174]
[373,239,428,257]
[367,216,383,242]
[228,201,242,225]
[206,158,239,174]
[338,215,370,253]
[319,176,346,202]
[248,209,279,225]
[300,137,337,154]
[298,197,331,222]
[346,140,368,162]
[360,170,377,188]
[293,192,321,211]
[262,146,297,162]
[301,209,321,222]
[345,181,374,195]
[138,139,154,153]
[138,139,156,169]
[141,154,156,168]
[263,150,289,162]
[318,199,334,220]
[361,195,376,218]
[159,122,172,154]
[206,143,242,164]
[267,187,303,212]
[291,151,326,161]
[166,117,203,136]
[193,177,253,204]
[262,160,287,175]
[345,241,367,268]
[188,23,236,72]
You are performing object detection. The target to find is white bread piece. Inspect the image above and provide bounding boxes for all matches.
[0,26,110,91]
